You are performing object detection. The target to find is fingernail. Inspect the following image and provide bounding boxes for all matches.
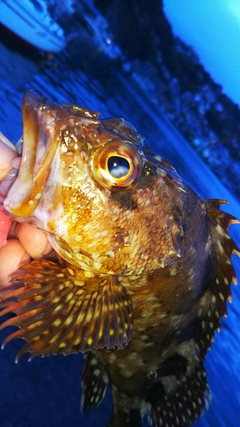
[0,135,17,180]
[10,157,21,169]
[18,251,31,268]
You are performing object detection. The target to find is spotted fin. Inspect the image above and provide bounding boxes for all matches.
[81,352,108,412]
[106,344,210,427]
[0,260,133,361]
[144,357,211,427]
[194,199,240,354]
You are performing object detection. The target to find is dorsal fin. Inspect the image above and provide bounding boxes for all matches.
[197,199,240,353]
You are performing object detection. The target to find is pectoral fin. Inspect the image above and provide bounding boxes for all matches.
[0,260,133,361]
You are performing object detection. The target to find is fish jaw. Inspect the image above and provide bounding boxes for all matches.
[4,91,61,218]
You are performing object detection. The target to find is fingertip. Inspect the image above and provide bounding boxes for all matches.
[0,239,31,287]
[16,224,52,259]
[0,137,17,180]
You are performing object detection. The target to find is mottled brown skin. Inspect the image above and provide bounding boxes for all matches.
[0,91,239,427]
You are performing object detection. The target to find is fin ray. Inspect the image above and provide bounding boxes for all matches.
[81,353,108,412]
[145,360,210,427]
[0,260,133,359]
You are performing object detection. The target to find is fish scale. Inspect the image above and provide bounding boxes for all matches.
[0,90,239,427]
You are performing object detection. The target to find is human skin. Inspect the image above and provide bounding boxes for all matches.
[0,137,52,287]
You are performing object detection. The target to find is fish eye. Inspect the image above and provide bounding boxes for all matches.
[92,142,142,189]
[107,156,130,178]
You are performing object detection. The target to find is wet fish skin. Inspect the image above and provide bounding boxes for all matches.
[0,91,239,427]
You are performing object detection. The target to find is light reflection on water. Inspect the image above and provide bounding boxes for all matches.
[0,28,240,427]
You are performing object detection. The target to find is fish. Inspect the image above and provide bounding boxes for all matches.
[0,90,239,427]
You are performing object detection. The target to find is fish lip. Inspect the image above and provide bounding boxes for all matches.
[4,90,60,217]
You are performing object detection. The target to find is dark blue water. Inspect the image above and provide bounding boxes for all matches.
[0,15,240,427]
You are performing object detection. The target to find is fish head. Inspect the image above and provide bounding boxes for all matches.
[4,90,186,276]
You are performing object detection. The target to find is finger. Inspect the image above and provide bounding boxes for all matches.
[0,135,17,180]
[0,132,16,151]
[16,223,53,259]
[0,209,12,248]
[0,239,31,287]
[11,156,21,169]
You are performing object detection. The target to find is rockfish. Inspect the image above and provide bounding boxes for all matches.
[0,91,239,427]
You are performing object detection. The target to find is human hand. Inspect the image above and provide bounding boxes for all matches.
[0,134,53,287]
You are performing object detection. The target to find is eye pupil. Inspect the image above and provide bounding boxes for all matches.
[93,142,142,190]
[108,156,130,178]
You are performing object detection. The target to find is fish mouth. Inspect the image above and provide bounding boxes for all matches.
[4,91,60,218]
